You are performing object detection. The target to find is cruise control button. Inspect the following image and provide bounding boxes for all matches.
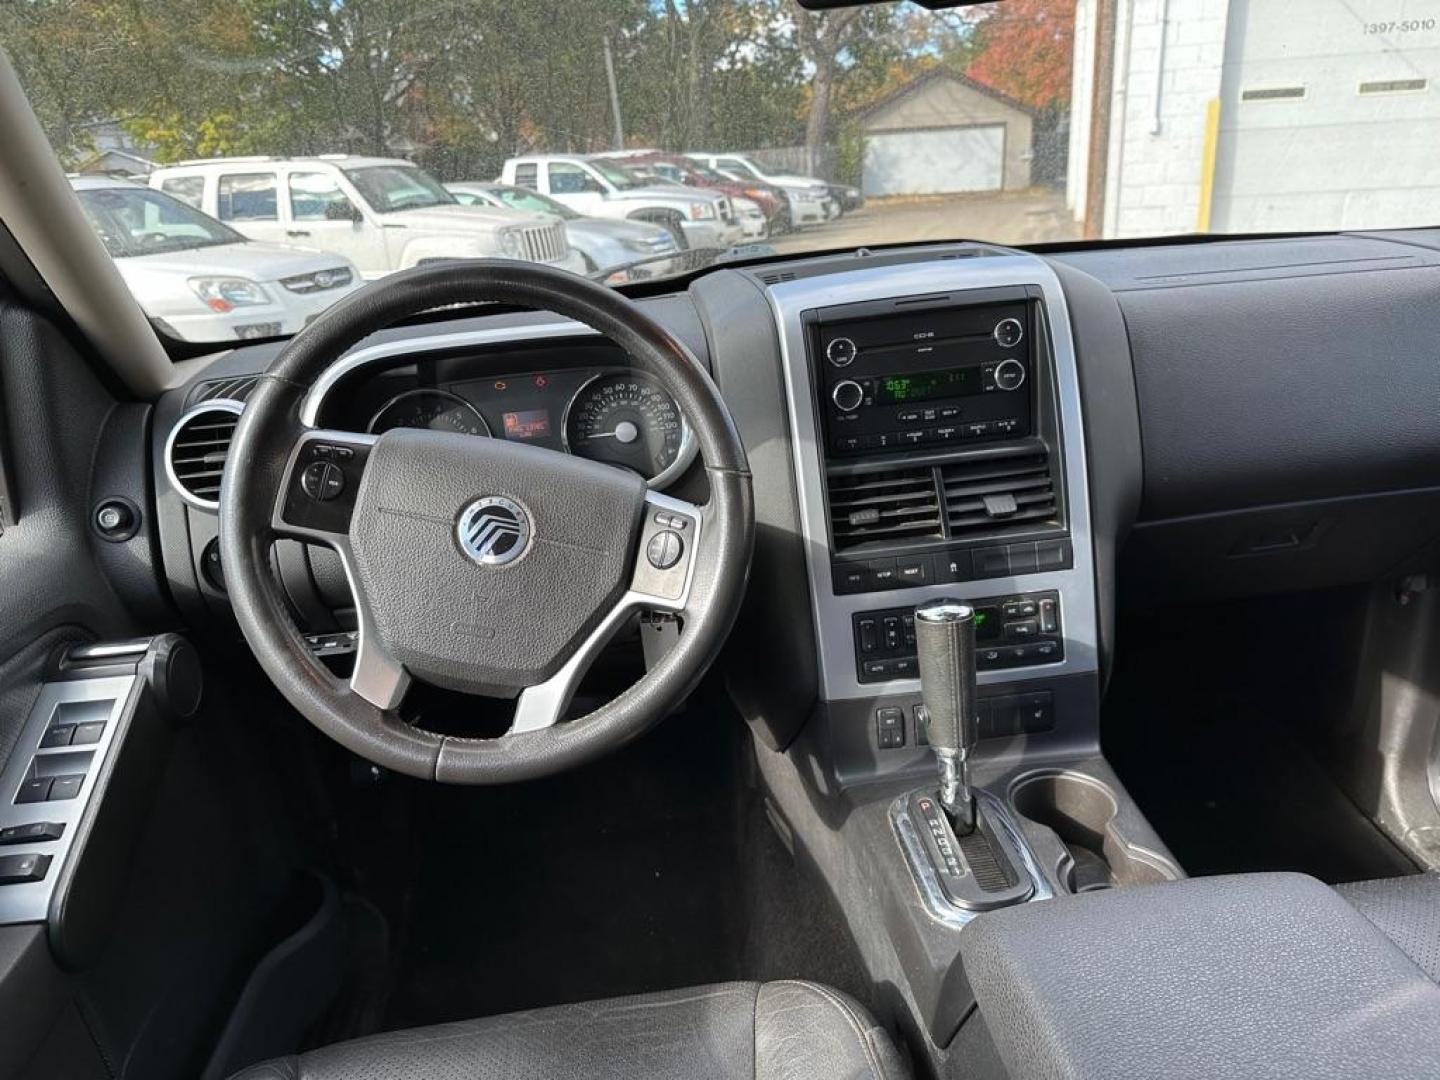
[645,530,684,570]
[301,461,345,502]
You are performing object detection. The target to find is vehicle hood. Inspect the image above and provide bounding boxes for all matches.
[381,204,547,230]
[766,175,828,193]
[608,186,718,207]
[565,217,672,245]
[113,240,351,281]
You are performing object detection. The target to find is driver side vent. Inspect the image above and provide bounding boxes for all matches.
[165,401,243,511]
[940,449,1057,535]
[828,467,943,550]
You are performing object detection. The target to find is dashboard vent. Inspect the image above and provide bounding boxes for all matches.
[193,375,258,404]
[165,401,243,511]
[828,467,943,550]
[940,449,1057,535]
[758,270,797,285]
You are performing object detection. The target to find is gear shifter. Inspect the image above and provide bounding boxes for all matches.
[914,599,978,834]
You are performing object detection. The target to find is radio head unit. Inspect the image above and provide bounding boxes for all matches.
[809,297,1033,456]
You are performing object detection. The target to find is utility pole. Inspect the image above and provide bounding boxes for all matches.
[602,33,625,151]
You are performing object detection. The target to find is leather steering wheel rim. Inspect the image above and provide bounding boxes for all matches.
[218,262,753,783]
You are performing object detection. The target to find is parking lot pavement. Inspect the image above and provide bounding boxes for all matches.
[768,188,1079,253]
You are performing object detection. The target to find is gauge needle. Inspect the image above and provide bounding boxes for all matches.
[584,421,640,444]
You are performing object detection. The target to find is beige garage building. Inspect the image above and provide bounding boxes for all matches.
[857,70,1035,197]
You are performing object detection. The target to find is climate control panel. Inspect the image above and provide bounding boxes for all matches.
[853,590,1063,683]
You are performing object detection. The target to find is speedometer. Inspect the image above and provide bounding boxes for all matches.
[367,389,490,437]
[563,372,685,484]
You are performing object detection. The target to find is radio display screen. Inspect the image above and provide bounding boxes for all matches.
[875,367,983,405]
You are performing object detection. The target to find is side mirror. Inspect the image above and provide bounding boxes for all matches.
[326,201,363,223]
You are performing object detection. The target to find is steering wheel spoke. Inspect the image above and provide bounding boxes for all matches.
[269,428,412,712]
[509,489,704,734]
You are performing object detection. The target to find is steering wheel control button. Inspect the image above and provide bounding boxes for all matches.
[302,461,346,501]
[0,853,51,886]
[456,496,531,566]
[993,358,1026,392]
[993,317,1024,348]
[653,511,690,530]
[646,530,684,570]
[826,337,858,367]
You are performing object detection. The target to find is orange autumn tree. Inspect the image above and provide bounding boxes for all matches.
[964,0,1074,113]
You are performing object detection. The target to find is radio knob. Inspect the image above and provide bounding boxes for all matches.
[826,337,858,367]
[993,318,1024,348]
[832,380,865,413]
[993,358,1026,392]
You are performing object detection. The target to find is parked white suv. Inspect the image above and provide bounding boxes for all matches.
[71,177,361,342]
[149,156,584,279]
[686,153,834,225]
[499,155,744,251]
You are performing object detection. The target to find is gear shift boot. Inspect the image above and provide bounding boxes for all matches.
[909,790,1034,911]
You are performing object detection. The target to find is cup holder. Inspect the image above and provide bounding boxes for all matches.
[1010,771,1179,893]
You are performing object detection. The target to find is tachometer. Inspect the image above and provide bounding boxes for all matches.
[367,389,490,437]
[563,372,685,484]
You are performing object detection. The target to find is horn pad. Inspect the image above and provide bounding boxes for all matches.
[347,429,647,696]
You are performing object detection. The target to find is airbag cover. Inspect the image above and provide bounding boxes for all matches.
[348,429,646,695]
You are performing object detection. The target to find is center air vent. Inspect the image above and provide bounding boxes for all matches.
[940,449,1057,535]
[828,466,943,550]
[165,400,243,511]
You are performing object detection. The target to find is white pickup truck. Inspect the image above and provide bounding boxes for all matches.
[499,155,744,251]
[149,156,584,279]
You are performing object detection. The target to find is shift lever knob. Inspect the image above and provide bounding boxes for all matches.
[915,599,978,833]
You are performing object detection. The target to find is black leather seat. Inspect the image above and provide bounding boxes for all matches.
[230,980,906,1080]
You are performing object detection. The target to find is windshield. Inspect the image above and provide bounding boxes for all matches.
[343,166,456,213]
[6,0,1440,343]
[76,187,243,258]
[586,159,647,191]
[492,188,579,220]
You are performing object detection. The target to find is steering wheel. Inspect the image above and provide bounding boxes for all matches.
[218,263,753,783]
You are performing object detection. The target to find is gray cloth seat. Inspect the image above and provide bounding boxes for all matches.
[230,980,906,1080]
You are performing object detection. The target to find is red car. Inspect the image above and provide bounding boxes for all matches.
[603,152,792,233]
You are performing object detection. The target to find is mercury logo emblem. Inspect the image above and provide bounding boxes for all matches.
[456,496,531,566]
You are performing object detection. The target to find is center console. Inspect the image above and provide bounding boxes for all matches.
[767,252,1099,776]
[744,250,1183,1069]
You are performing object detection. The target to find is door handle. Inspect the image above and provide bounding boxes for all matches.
[286,229,311,238]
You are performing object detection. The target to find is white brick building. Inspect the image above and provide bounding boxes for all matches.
[1069,0,1440,238]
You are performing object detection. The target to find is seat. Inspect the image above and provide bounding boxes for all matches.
[230,980,906,1080]
[1337,871,1440,981]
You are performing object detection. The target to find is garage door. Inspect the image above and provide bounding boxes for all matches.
[863,126,1005,196]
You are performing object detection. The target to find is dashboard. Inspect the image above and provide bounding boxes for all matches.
[146,231,1440,782]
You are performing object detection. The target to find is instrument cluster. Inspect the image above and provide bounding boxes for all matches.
[329,342,694,489]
